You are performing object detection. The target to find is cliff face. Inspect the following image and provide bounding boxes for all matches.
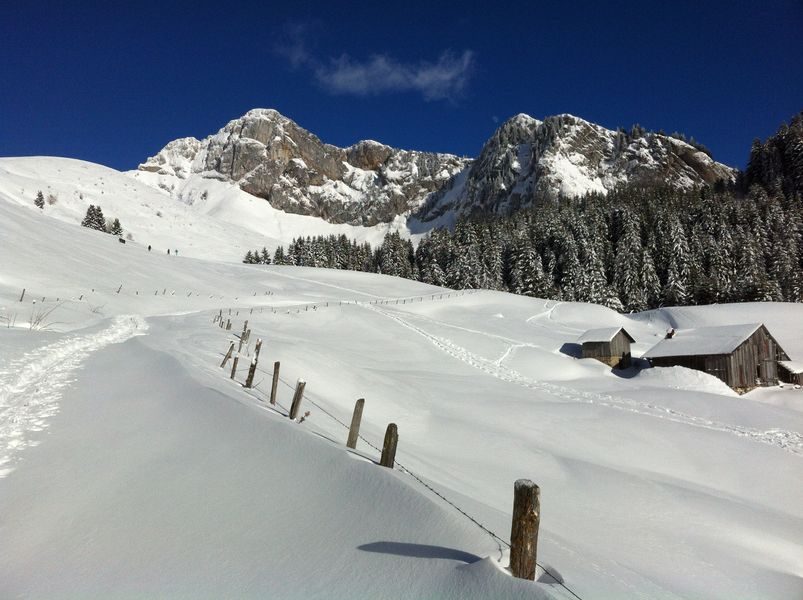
[139,109,735,226]
[416,114,736,221]
[139,109,468,226]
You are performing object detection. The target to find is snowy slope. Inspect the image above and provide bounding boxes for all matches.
[1,196,802,599]
[0,157,405,263]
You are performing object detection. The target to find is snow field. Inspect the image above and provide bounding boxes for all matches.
[0,187,802,598]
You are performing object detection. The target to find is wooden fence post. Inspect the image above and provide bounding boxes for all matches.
[245,359,257,388]
[289,379,306,419]
[270,361,280,405]
[346,398,365,449]
[241,320,248,339]
[254,339,263,361]
[220,342,235,368]
[226,319,231,331]
[230,355,239,380]
[379,423,398,468]
[509,479,540,580]
[19,288,26,302]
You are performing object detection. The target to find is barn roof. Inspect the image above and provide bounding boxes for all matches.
[577,327,635,344]
[779,361,803,375]
[643,323,764,358]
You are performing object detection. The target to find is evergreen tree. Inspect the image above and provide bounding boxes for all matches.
[81,205,106,232]
[34,191,44,209]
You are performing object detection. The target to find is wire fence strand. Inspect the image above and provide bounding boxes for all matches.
[219,311,584,600]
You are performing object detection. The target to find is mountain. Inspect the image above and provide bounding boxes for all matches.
[0,156,399,263]
[138,110,735,226]
[416,114,736,221]
[743,111,803,198]
[138,109,469,226]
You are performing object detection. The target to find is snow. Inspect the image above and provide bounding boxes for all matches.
[575,326,633,344]
[780,360,803,374]
[1,188,802,599]
[0,157,408,262]
[642,323,764,358]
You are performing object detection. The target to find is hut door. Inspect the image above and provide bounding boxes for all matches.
[760,359,776,384]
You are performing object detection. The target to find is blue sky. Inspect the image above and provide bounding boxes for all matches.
[3,1,801,170]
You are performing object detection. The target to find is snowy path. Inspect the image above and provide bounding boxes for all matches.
[366,304,803,456]
[0,315,147,476]
[268,269,385,299]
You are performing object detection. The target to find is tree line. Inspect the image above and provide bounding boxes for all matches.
[251,184,802,311]
[246,113,802,311]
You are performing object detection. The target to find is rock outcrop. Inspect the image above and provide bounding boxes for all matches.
[139,109,735,226]
[416,113,736,221]
[139,109,468,226]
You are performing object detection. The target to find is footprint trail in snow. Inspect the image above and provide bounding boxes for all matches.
[366,303,803,457]
[0,315,148,477]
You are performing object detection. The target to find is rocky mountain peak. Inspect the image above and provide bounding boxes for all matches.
[137,108,469,226]
[415,112,736,221]
[139,137,202,179]
[137,108,735,227]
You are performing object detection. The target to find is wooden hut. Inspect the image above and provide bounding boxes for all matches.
[778,361,803,385]
[577,327,635,369]
[643,323,789,392]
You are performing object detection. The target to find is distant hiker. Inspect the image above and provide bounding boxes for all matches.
[148,245,151,251]
[168,249,171,255]
[175,249,178,255]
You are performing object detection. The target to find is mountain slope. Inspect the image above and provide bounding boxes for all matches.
[744,110,803,197]
[417,113,736,220]
[138,109,735,227]
[2,194,802,599]
[138,109,469,226]
[0,156,404,262]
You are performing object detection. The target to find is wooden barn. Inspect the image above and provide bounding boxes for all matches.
[643,323,789,392]
[779,361,803,385]
[577,327,635,369]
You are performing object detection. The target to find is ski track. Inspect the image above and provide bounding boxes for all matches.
[365,304,803,457]
[267,270,385,299]
[0,314,148,477]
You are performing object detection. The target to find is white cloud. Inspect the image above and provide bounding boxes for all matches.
[275,26,474,102]
[314,50,475,101]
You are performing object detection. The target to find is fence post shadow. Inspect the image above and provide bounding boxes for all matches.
[357,541,481,564]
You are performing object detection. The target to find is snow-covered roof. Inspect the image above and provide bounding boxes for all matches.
[643,323,764,358]
[577,327,635,344]
[779,361,803,374]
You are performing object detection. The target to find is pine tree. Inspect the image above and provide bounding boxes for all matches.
[92,205,106,231]
[81,205,106,231]
[34,191,44,209]
[110,218,123,236]
[641,247,661,307]
[81,205,95,228]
